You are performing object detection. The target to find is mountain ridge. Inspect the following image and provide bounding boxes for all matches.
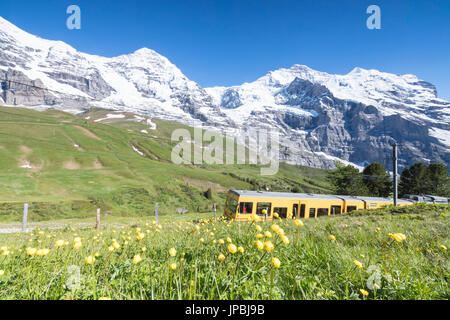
[0,16,448,171]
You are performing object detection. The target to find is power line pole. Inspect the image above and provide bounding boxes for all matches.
[393,143,398,207]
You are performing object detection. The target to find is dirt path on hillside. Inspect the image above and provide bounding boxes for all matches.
[0,222,126,234]
[74,125,102,140]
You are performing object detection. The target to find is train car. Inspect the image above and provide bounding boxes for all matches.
[224,190,414,221]
[356,196,413,209]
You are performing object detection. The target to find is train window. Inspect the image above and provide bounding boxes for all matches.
[331,206,341,215]
[309,208,316,218]
[300,204,306,218]
[293,204,299,219]
[238,202,253,214]
[256,202,272,216]
[346,206,357,212]
[317,208,329,217]
[228,198,238,213]
[274,207,288,218]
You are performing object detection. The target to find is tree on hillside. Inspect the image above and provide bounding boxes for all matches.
[399,162,449,197]
[399,166,413,196]
[426,163,449,196]
[362,162,392,197]
[204,187,212,200]
[327,162,368,196]
[399,162,429,195]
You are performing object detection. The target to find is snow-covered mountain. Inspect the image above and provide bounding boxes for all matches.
[0,16,448,170]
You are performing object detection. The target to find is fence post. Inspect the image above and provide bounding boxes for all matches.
[96,208,101,230]
[155,203,159,225]
[213,203,217,222]
[22,203,28,233]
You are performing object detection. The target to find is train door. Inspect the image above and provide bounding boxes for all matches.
[299,204,306,218]
[292,203,298,219]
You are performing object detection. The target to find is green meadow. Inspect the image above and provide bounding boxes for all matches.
[0,106,330,221]
[0,204,448,299]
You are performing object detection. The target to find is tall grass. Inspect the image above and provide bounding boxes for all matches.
[0,204,448,300]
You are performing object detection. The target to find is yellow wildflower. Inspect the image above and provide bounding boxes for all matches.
[55,240,65,247]
[360,289,369,296]
[170,263,177,271]
[388,233,406,242]
[136,232,145,240]
[227,243,237,254]
[133,254,142,264]
[255,240,264,250]
[353,260,363,269]
[99,297,112,300]
[169,248,177,257]
[238,246,245,253]
[26,247,37,256]
[270,224,280,233]
[264,231,272,238]
[218,253,225,261]
[294,220,304,227]
[218,239,225,245]
[439,245,447,251]
[263,241,274,252]
[85,255,95,265]
[73,241,82,249]
[272,257,281,268]
[36,248,50,256]
[329,235,336,241]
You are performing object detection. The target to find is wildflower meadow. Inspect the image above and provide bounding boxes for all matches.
[0,204,448,300]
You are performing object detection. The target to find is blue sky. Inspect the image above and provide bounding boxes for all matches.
[1,0,449,100]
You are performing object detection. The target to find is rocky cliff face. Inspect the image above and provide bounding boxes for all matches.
[0,16,448,170]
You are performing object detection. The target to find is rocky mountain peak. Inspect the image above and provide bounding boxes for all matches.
[0,16,448,171]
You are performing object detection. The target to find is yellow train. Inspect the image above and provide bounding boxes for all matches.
[224,190,413,221]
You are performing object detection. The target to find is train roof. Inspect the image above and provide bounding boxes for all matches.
[424,195,449,201]
[230,190,341,200]
[229,190,412,203]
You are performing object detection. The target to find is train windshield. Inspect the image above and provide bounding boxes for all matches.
[225,196,238,215]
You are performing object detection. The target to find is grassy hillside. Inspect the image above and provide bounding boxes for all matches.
[0,106,331,221]
[0,203,447,299]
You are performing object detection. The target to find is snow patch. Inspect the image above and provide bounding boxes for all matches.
[20,162,33,169]
[94,114,125,122]
[314,152,364,172]
[132,145,144,156]
[146,118,157,130]
[429,127,450,147]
